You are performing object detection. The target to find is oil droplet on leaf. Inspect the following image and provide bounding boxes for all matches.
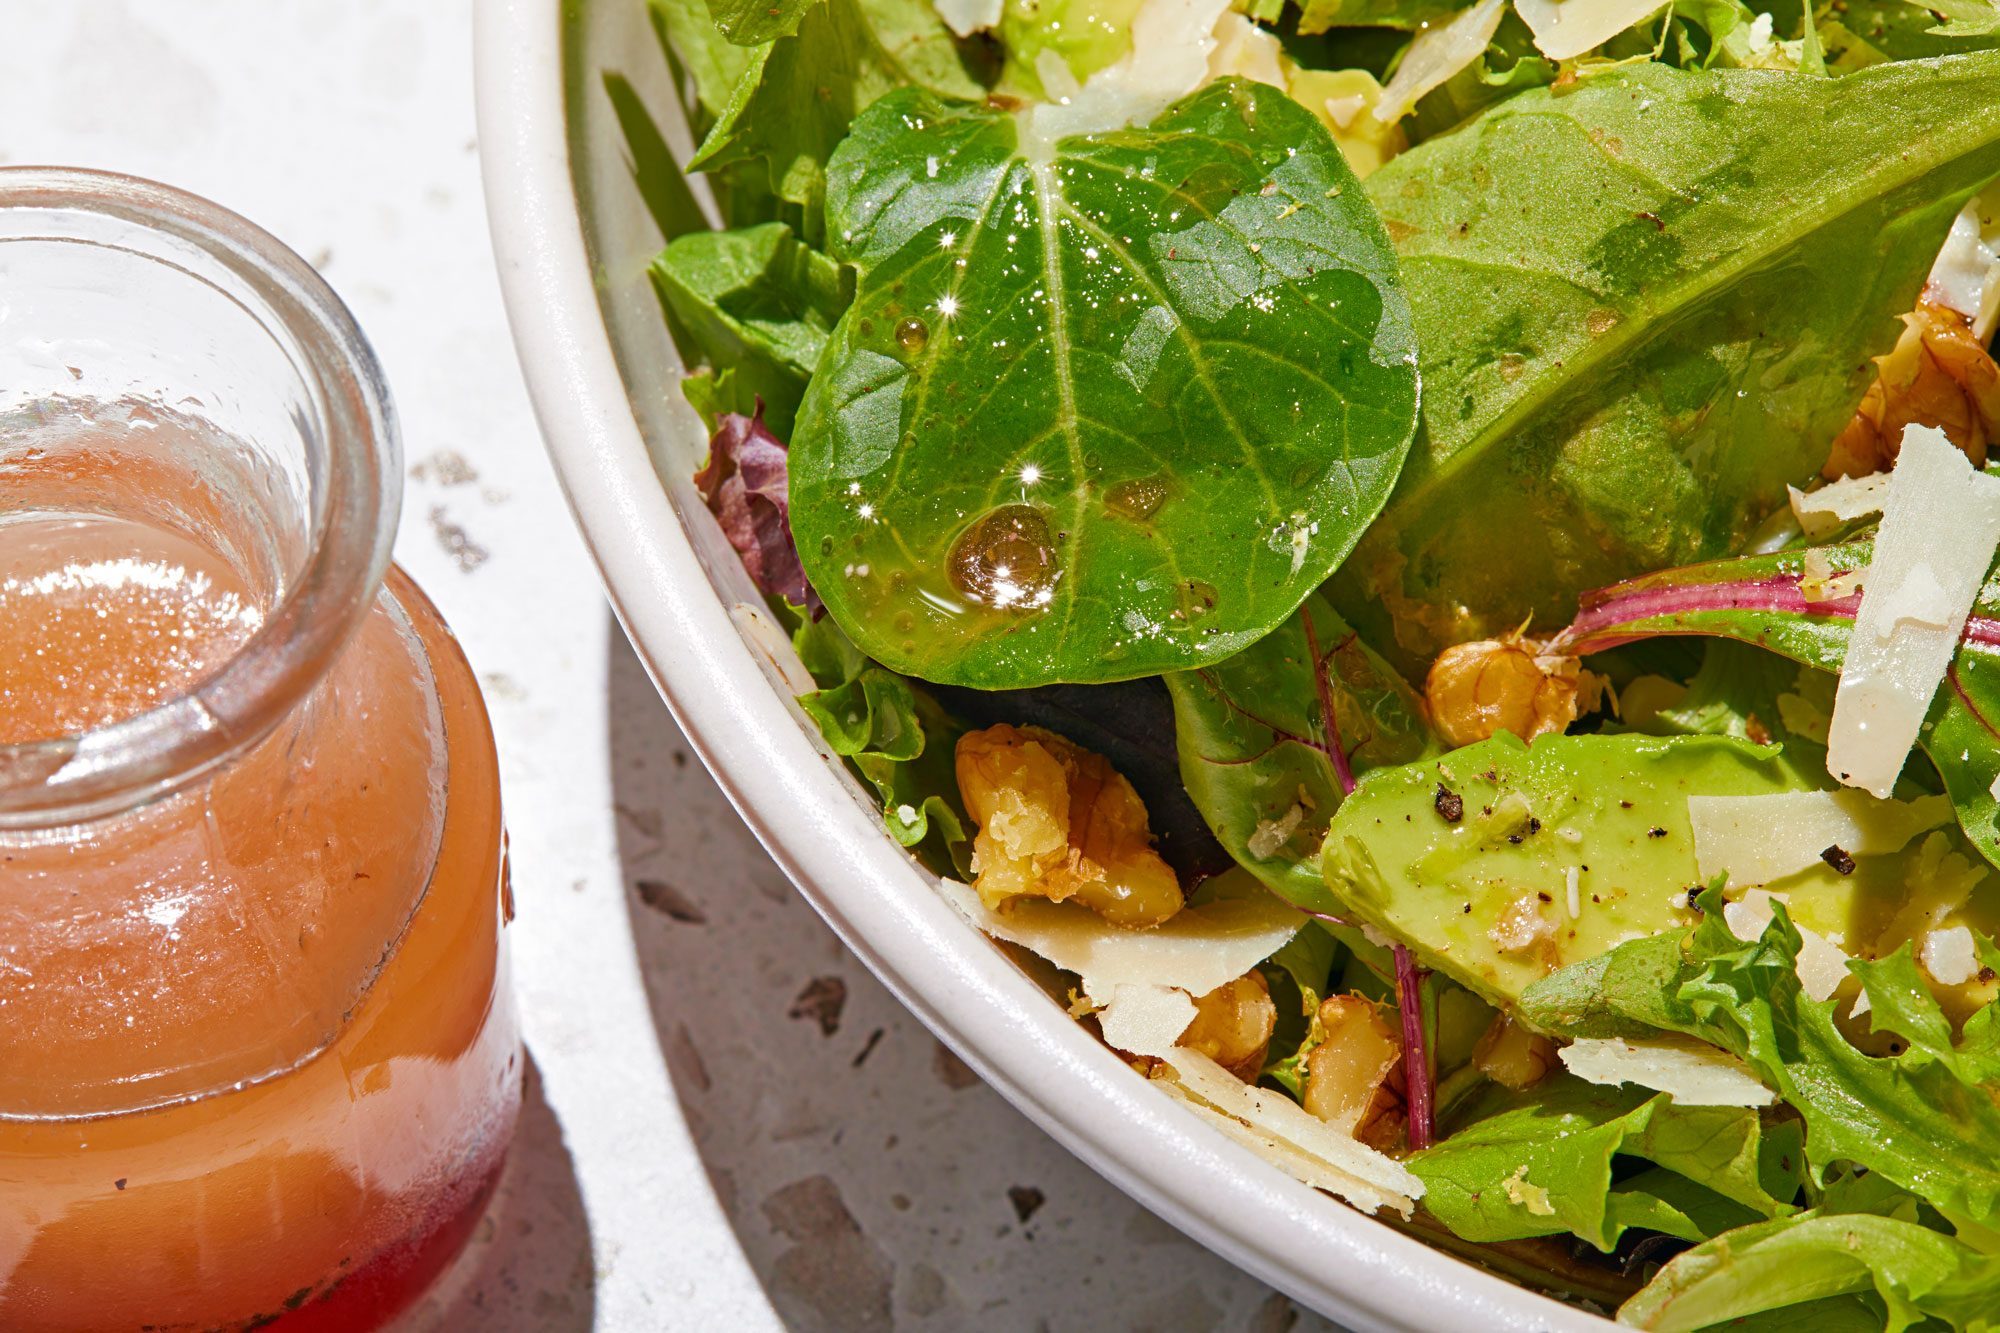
[895,317,930,354]
[1104,475,1170,521]
[947,504,1061,611]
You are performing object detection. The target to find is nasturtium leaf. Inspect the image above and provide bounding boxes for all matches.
[1559,530,2000,868]
[1165,591,1435,911]
[1335,53,2000,669]
[790,79,1421,688]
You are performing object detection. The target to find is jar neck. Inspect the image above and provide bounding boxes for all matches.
[0,169,399,829]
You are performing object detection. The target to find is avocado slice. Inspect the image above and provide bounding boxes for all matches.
[1319,733,1807,1009]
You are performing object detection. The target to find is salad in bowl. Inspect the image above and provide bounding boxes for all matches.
[624,0,2000,1321]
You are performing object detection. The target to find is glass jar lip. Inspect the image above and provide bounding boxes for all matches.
[0,167,399,826]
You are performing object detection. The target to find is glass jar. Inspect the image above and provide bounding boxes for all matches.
[0,169,520,1331]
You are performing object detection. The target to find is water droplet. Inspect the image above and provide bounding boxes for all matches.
[819,535,835,556]
[1105,475,1170,521]
[1177,579,1219,621]
[895,317,930,354]
[947,504,1061,611]
[893,611,915,633]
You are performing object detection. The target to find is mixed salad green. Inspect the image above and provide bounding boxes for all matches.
[628,0,2000,1320]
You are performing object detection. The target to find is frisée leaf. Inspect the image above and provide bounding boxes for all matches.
[789,79,1421,688]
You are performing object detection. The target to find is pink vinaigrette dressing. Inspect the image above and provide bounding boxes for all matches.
[0,173,519,1331]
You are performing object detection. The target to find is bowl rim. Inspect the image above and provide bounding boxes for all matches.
[471,3,1619,1326]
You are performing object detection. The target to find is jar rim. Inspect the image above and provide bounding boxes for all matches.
[0,167,399,826]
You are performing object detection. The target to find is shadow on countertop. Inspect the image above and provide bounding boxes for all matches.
[602,621,1340,1333]
[404,1057,597,1331]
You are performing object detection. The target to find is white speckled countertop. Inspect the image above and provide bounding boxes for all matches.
[0,5,1341,1328]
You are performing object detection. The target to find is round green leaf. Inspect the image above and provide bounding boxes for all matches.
[790,79,1420,687]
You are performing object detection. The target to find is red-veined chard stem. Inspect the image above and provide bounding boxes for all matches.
[1559,568,2000,655]
[1299,609,1356,797]
[1393,943,1433,1151]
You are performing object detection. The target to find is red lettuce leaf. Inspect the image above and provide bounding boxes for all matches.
[693,406,821,613]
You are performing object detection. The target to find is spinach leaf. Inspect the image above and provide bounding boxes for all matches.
[647,0,759,124]
[688,0,995,229]
[651,222,852,436]
[788,610,974,874]
[1521,891,2000,1231]
[789,81,1421,688]
[1620,1209,2000,1331]
[1410,1076,1802,1252]
[1335,53,2000,669]
[1165,591,1435,911]
[1559,532,2000,867]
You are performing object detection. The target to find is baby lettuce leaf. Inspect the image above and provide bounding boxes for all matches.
[787,609,973,875]
[703,0,817,46]
[1620,1210,2000,1332]
[1411,1076,1802,1252]
[1559,532,2000,868]
[688,0,995,229]
[789,80,1421,689]
[1165,591,1436,910]
[1335,53,2000,668]
[651,222,852,436]
[1520,892,2000,1232]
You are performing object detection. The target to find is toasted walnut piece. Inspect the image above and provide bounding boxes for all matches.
[1472,1015,1558,1091]
[1425,636,1583,748]
[1825,301,2000,479]
[955,723,1183,928]
[1180,972,1278,1082]
[1302,995,1405,1142]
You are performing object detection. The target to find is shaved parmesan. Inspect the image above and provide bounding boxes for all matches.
[1207,12,1287,87]
[1827,425,2000,798]
[1922,924,1979,987]
[1688,789,1952,884]
[937,875,1303,1055]
[1789,472,1889,540]
[1724,889,1853,1001]
[932,0,1002,36]
[1019,0,1235,149]
[1158,1048,1422,1216]
[1096,983,1199,1058]
[1561,1036,1775,1107]
[1926,194,2000,342]
[1515,0,1667,60]
[1374,0,1505,123]
[1502,1165,1556,1216]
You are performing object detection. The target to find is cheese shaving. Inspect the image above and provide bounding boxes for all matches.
[1017,0,1231,151]
[932,0,1003,36]
[1827,425,2000,798]
[1561,1036,1775,1107]
[1514,0,1668,60]
[1789,471,1889,539]
[1724,889,1853,1001]
[937,875,1302,1056]
[1922,925,1978,987]
[1095,983,1200,1058]
[1800,548,1867,604]
[1157,1048,1422,1216]
[1687,789,1952,884]
[1374,0,1506,123]
[1926,193,2000,342]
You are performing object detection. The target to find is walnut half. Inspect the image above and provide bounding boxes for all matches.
[955,723,1183,928]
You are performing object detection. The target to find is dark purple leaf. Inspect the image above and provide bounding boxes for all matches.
[693,405,820,613]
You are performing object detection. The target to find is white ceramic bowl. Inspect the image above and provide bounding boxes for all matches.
[473,5,1614,1327]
